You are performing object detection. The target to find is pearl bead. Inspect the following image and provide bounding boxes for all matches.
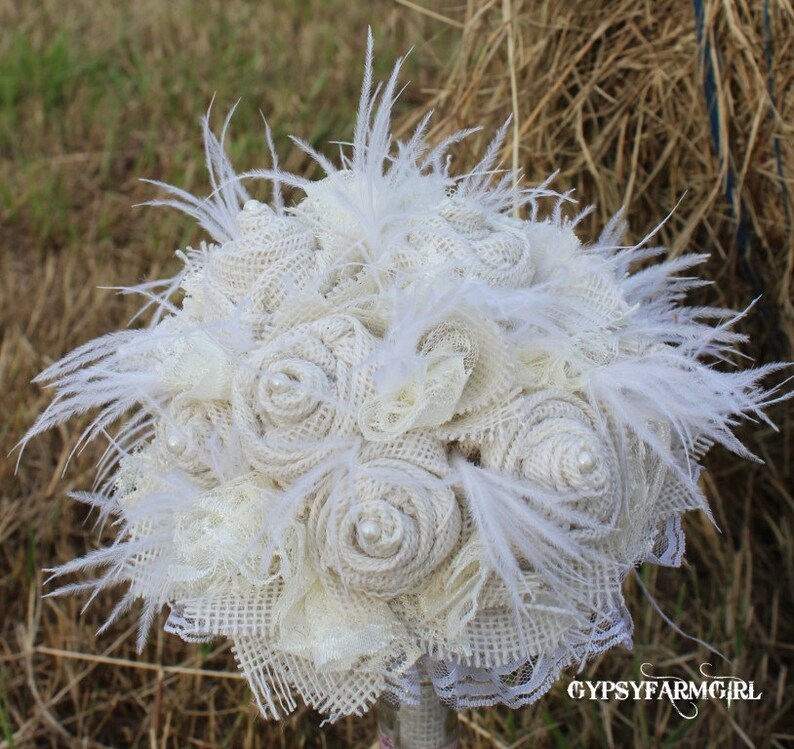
[577,449,596,473]
[243,199,263,213]
[165,432,187,455]
[357,520,381,544]
[269,372,292,392]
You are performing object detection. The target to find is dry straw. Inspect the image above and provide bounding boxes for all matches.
[421,0,793,355]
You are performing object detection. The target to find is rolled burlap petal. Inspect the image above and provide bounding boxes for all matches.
[208,206,317,303]
[308,441,462,600]
[480,389,623,540]
[360,315,513,440]
[409,197,534,288]
[232,315,376,483]
[420,315,512,416]
[155,400,236,487]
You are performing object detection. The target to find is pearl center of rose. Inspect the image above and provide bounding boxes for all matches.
[166,431,187,455]
[577,448,596,473]
[357,519,381,544]
[268,372,293,392]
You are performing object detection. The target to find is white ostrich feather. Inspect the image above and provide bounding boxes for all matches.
[22,34,791,721]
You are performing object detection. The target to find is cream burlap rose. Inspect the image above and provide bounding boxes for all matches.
[232,315,376,483]
[205,205,318,334]
[480,389,623,540]
[155,401,237,487]
[208,204,317,303]
[308,437,461,600]
[408,197,534,287]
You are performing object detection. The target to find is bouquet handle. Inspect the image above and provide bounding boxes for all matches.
[374,678,460,749]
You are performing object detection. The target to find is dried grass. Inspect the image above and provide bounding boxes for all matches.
[1,1,792,747]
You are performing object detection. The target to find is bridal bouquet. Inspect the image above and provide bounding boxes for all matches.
[25,40,787,720]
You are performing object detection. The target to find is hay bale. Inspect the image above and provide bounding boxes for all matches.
[422,0,793,357]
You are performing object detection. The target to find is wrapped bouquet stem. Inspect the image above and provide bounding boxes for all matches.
[22,32,791,733]
[377,669,460,749]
